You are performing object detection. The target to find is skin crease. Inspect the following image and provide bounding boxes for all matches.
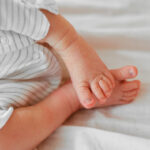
[39,10,117,109]
[39,10,140,110]
[0,10,140,150]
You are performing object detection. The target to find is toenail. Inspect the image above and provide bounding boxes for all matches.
[129,69,136,76]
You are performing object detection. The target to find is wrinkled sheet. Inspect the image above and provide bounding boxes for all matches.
[37,0,150,149]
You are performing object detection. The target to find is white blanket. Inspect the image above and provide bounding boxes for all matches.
[37,0,150,149]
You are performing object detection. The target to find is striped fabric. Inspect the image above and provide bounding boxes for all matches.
[0,0,61,129]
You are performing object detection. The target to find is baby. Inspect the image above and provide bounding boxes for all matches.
[39,9,140,109]
[0,0,140,149]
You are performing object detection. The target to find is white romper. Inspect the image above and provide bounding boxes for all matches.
[0,0,61,129]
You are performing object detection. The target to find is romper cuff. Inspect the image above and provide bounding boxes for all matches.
[0,0,59,41]
[0,107,14,129]
[20,0,59,40]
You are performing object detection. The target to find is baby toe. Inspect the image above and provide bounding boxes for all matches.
[121,95,136,102]
[99,79,111,98]
[123,90,138,97]
[77,85,95,109]
[102,75,113,90]
[103,71,115,88]
[121,80,141,92]
[121,90,139,101]
[119,98,135,105]
[111,66,138,81]
[91,82,106,103]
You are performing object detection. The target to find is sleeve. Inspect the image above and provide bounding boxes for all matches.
[0,0,58,41]
[0,107,14,129]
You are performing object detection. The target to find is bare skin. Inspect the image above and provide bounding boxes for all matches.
[94,68,140,108]
[39,10,116,109]
[0,66,140,150]
[61,66,140,110]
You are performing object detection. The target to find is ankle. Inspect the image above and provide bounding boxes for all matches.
[40,10,79,54]
[53,27,79,56]
[59,83,81,113]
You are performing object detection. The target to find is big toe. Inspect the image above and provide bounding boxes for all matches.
[77,85,96,109]
[111,66,138,81]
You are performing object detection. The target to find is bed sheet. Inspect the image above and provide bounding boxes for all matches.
[37,0,150,149]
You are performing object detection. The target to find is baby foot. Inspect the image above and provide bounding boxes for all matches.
[59,66,140,111]
[68,46,116,109]
[77,64,138,109]
[95,67,140,108]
